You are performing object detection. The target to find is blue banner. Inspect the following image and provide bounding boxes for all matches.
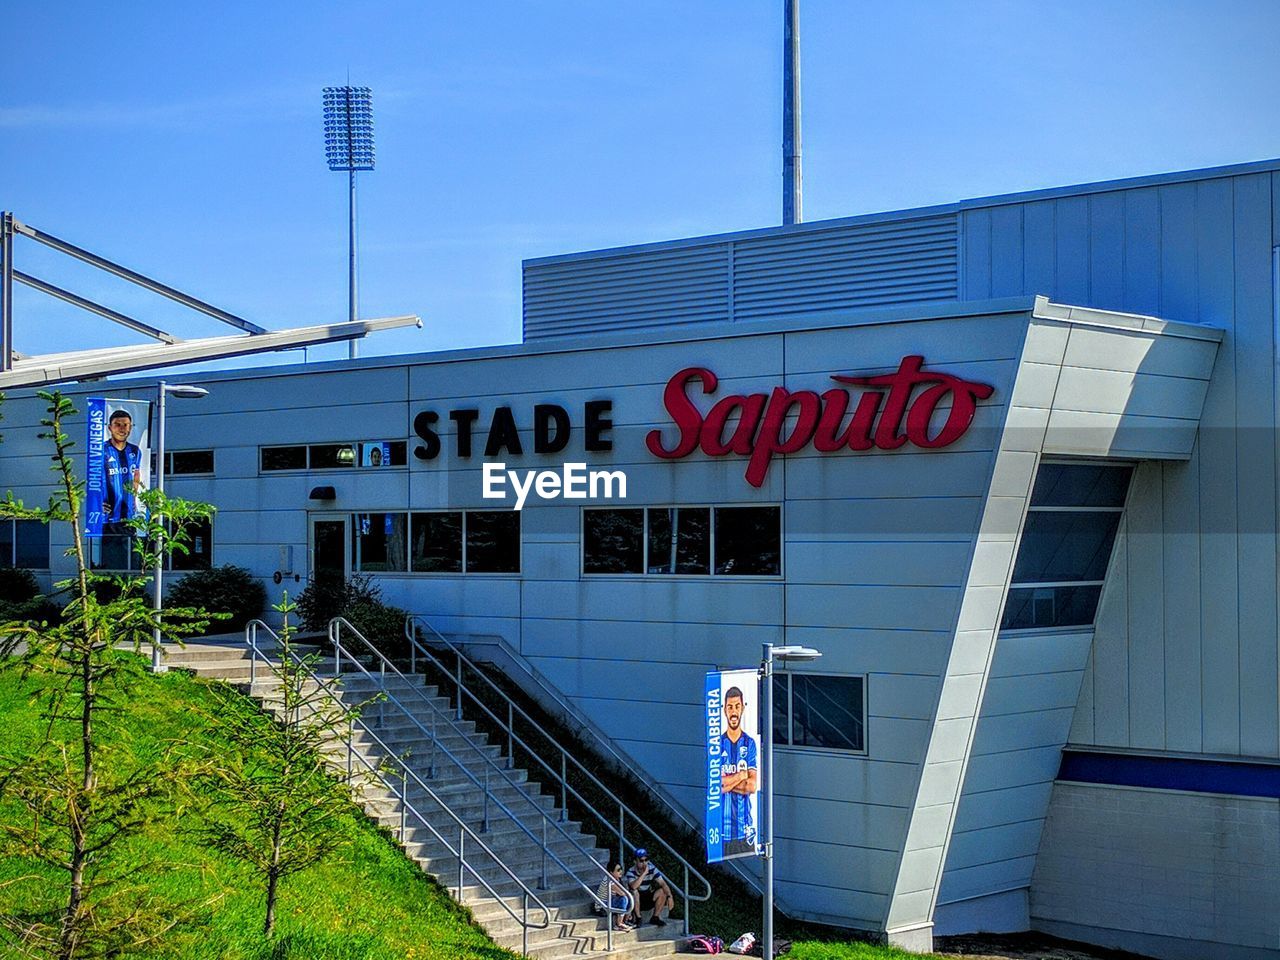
[705,668,761,863]
[84,398,151,538]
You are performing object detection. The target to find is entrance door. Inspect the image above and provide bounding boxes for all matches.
[309,513,349,580]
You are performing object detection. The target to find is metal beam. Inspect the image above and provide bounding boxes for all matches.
[14,270,179,344]
[782,0,803,225]
[1,212,13,373]
[11,217,269,335]
[0,314,421,390]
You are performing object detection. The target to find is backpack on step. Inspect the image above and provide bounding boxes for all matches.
[682,934,724,954]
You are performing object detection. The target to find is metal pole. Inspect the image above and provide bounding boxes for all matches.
[151,384,168,673]
[348,164,359,361]
[782,0,803,225]
[761,642,775,960]
[1,212,14,373]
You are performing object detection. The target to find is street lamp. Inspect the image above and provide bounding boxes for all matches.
[322,85,375,362]
[760,643,821,960]
[151,381,209,673]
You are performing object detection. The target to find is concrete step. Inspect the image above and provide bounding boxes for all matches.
[493,916,682,959]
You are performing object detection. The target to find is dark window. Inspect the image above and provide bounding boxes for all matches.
[261,446,306,471]
[1012,511,1123,583]
[647,507,710,575]
[310,444,356,469]
[466,511,520,573]
[91,533,140,571]
[1001,462,1132,631]
[353,512,408,572]
[583,509,644,574]
[1031,463,1132,508]
[411,512,463,572]
[1001,585,1104,631]
[1,520,50,569]
[171,518,213,571]
[772,674,865,752]
[714,507,781,576]
[168,450,215,475]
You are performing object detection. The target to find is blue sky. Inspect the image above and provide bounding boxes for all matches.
[3,0,1279,367]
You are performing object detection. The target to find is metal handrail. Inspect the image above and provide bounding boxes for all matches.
[327,617,635,949]
[403,614,713,927]
[243,620,557,954]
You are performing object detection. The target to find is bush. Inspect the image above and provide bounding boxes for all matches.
[0,567,40,604]
[167,565,267,637]
[296,573,407,656]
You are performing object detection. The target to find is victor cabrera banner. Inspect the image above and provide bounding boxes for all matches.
[85,398,152,538]
[705,668,761,863]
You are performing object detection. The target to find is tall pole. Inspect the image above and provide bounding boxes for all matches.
[782,0,803,226]
[348,166,359,360]
[1,211,14,373]
[761,642,775,960]
[151,383,168,673]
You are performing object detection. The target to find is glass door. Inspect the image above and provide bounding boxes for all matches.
[309,513,349,581]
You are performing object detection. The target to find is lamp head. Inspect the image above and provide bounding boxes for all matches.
[770,645,822,662]
[166,384,209,399]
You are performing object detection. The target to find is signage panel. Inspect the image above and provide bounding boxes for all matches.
[85,397,151,539]
[705,668,761,863]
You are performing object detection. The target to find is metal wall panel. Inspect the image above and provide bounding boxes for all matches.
[523,215,959,340]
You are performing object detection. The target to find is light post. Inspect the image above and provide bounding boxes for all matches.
[322,86,375,361]
[151,381,209,673]
[760,643,821,960]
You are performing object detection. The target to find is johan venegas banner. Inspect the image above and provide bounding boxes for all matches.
[85,398,152,538]
[705,668,761,863]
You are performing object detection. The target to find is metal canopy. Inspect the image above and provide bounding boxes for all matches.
[0,212,421,388]
[0,315,422,390]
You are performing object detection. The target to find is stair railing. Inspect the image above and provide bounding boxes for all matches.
[403,614,713,933]
[244,619,557,955]
[327,617,635,951]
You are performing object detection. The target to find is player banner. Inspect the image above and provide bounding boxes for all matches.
[85,398,152,538]
[705,668,761,863]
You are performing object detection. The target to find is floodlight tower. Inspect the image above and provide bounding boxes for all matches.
[323,85,375,360]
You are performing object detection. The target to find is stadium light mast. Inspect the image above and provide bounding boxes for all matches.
[323,85,375,360]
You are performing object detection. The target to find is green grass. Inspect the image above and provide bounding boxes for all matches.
[0,664,517,960]
[0,660,938,960]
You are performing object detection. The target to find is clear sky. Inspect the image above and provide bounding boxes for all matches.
[3,0,1279,368]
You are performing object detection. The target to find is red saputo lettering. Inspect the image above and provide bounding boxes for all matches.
[644,356,995,487]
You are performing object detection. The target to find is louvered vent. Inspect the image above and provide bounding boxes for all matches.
[522,214,959,340]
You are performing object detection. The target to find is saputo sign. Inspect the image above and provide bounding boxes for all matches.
[645,355,995,487]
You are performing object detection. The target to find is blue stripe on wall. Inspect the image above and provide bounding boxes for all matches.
[1058,750,1280,799]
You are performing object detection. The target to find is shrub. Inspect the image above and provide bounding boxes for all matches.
[0,569,62,625]
[167,565,267,637]
[296,573,407,656]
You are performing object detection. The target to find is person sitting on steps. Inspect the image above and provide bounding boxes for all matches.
[594,859,634,931]
[623,848,674,927]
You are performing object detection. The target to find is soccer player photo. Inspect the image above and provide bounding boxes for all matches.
[85,398,152,543]
[704,668,761,862]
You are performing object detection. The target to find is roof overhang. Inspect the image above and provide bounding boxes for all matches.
[0,315,422,390]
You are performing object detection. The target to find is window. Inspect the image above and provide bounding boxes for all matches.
[350,511,520,574]
[353,512,408,572]
[167,450,214,475]
[411,512,462,572]
[262,441,408,472]
[466,511,521,573]
[90,518,213,572]
[772,674,866,752]
[262,445,306,471]
[1,519,49,569]
[1000,462,1132,630]
[583,506,781,577]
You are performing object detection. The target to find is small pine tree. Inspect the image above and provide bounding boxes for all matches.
[0,391,215,959]
[198,592,378,938]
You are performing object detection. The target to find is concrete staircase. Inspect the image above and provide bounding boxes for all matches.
[163,641,684,960]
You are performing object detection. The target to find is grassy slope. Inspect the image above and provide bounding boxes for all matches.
[0,665,516,960]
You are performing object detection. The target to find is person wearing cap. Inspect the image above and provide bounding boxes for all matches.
[623,847,674,927]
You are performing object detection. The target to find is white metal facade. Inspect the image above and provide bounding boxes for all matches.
[2,160,1278,958]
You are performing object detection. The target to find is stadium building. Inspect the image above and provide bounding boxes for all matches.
[3,158,1279,959]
